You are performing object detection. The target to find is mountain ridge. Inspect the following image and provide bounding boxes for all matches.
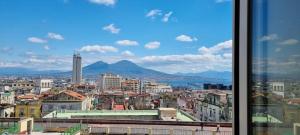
[0,60,232,86]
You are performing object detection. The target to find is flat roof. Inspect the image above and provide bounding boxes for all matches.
[43,109,195,122]
[252,115,282,123]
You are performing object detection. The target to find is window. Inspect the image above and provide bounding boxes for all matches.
[250,0,300,135]
[236,0,300,134]
[30,108,35,114]
[19,108,25,117]
[48,105,53,110]
[61,105,66,110]
[1,0,233,134]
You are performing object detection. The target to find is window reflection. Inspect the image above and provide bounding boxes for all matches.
[251,0,300,135]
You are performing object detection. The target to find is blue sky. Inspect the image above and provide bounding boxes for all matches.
[0,0,232,73]
[252,0,300,75]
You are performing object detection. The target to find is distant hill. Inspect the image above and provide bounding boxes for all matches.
[0,60,231,86]
[176,71,232,80]
[0,67,60,76]
[82,60,176,79]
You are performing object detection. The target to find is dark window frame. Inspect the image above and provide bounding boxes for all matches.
[233,0,251,135]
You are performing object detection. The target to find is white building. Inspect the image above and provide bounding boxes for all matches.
[0,105,14,118]
[98,73,122,91]
[270,82,285,97]
[11,80,35,95]
[72,53,82,84]
[42,90,91,114]
[0,91,15,105]
[195,91,232,122]
[35,79,53,94]
[12,80,35,89]
[0,86,11,92]
[143,81,173,94]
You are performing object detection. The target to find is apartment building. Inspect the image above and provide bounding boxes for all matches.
[35,79,53,94]
[42,90,90,114]
[195,91,232,122]
[98,73,122,91]
[15,94,42,118]
[121,79,141,93]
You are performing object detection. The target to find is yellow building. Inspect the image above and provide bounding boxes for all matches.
[15,94,42,118]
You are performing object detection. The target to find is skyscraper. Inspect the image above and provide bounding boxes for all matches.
[72,53,82,84]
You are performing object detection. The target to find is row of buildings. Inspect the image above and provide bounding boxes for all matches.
[97,73,173,94]
[0,89,92,118]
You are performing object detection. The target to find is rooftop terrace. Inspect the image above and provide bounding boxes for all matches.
[43,109,197,122]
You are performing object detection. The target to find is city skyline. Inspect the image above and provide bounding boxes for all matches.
[0,0,232,74]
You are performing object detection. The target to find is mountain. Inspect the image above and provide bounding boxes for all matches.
[82,60,230,86]
[176,71,232,80]
[83,60,175,79]
[0,67,60,76]
[0,60,231,87]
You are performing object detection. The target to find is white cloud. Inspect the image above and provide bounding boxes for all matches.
[198,40,232,54]
[44,45,50,50]
[162,11,173,22]
[0,52,73,70]
[141,54,218,63]
[0,61,22,68]
[79,45,118,53]
[89,0,117,6]
[175,35,197,42]
[116,40,139,46]
[138,53,232,73]
[145,41,160,49]
[260,34,278,41]
[121,50,135,57]
[279,39,299,45]
[3,39,232,73]
[48,32,64,40]
[27,37,47,44]
[146,9,162,18]
[102,24,120,34]
[216,0,231,3]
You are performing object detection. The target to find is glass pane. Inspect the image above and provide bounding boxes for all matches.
[0,0,233,134]
[251,0,300,135]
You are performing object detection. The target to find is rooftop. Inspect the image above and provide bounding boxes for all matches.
[252,114,282,123]
[43,109,196,122]
[63,90,86,101]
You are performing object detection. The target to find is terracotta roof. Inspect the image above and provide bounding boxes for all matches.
[63,90,86,101]
[287,98,300,105]
[114,105,125,110]
[17,94,38,100]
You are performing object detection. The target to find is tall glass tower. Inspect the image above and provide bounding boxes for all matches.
[72,53,82,84]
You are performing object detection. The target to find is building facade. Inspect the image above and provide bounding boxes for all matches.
[15,94,42,118]
[98,73,122,91]
[121,79,141,93]
[270,82,285,97]
[35,79,53,94]
[0,91,15,105]
[72,53,82,84]
[195,91,232,122]
[143,81,173,94]
[42,90,90,114]
[0,104,14,118]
